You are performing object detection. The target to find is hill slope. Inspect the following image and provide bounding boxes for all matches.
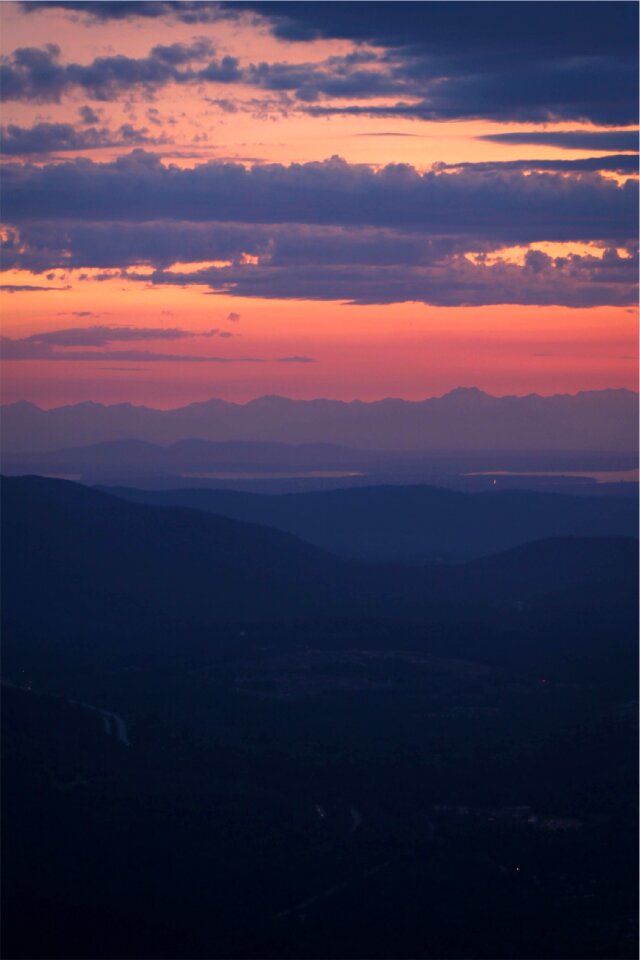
[2,477,636,670]
[103,483,639,562]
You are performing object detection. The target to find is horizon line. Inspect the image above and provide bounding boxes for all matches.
[2,385,638,414]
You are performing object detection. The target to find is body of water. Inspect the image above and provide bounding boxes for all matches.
[463,469,639,484]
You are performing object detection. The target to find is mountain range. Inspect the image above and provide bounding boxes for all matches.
[2,388,637,453]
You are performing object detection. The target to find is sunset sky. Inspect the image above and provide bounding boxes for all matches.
[1,0,638,408]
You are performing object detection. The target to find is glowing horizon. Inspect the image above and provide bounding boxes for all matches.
[1,1,637,408]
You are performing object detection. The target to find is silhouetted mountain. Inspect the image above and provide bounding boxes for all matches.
[2,476,636,669]
[103,484,638,562]
[1,475,353,648]
[2,387,637,452]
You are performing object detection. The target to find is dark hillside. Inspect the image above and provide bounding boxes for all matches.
[104,483,638,562]
[2,477,636,677]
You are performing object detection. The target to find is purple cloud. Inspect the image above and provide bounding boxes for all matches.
[16,2,638,125]
[3,153,635,244]
[0,121,166,156]
[1,339,314,364]
[0,283,71,292]
[19,325,196,347]
[0,41,240,103]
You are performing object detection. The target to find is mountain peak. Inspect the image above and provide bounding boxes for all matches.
[2,400,41,412]
[441,386,491,400]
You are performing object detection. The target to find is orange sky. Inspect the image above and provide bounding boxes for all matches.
[1,1,637,407]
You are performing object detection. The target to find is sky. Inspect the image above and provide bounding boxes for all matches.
[1,0,638,408]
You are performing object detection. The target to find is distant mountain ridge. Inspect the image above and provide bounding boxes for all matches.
[3,476,637,659]
[103,483,639,563]
[2,388,637,453]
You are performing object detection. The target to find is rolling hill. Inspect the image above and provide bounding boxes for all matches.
[2,476,636,671]
[103,483,639,562]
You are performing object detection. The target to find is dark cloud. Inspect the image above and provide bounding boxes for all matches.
[150,39,216,65]
[150,247,638,308]
[1,41,365,105]
[479,130,639,152]
[243,53,395,103]
[1,219,260,273]
[2,220,466,274]
[21,2,226,24]
[18,221,622,308]
[4,241,636,306]
[232,2,636,57]
[1,326,314,363]
[3,153,635,245]
[241,51,637,126]
[19,325,198,347]
[303,74,637,125]
[227,312,241,322]
[1,323,311,363]
[0,121,165,155]
[48,0,632,70]
[78,104,100,124]
[441,155,639,175]
[234,1,638,125]
[3,151,635,309]
[0,283,70,292]
[0,40,242,102]
[6,3,638,126]
[1,341,315,363]
[197,57,244,84]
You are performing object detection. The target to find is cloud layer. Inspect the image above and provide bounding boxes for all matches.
[4,152,635,242]
[2,4,637,314]
[2,149,636,307]
[6,2,638,125]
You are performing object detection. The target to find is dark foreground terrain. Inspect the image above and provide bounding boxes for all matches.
[103,481,638,562]
[2,476,638,959]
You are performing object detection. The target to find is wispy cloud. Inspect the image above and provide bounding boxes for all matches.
[479,131,639,152]
[440,155,639,174]
[0,283,71,292]
[18,325,198,347]
[0,325,315,363]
